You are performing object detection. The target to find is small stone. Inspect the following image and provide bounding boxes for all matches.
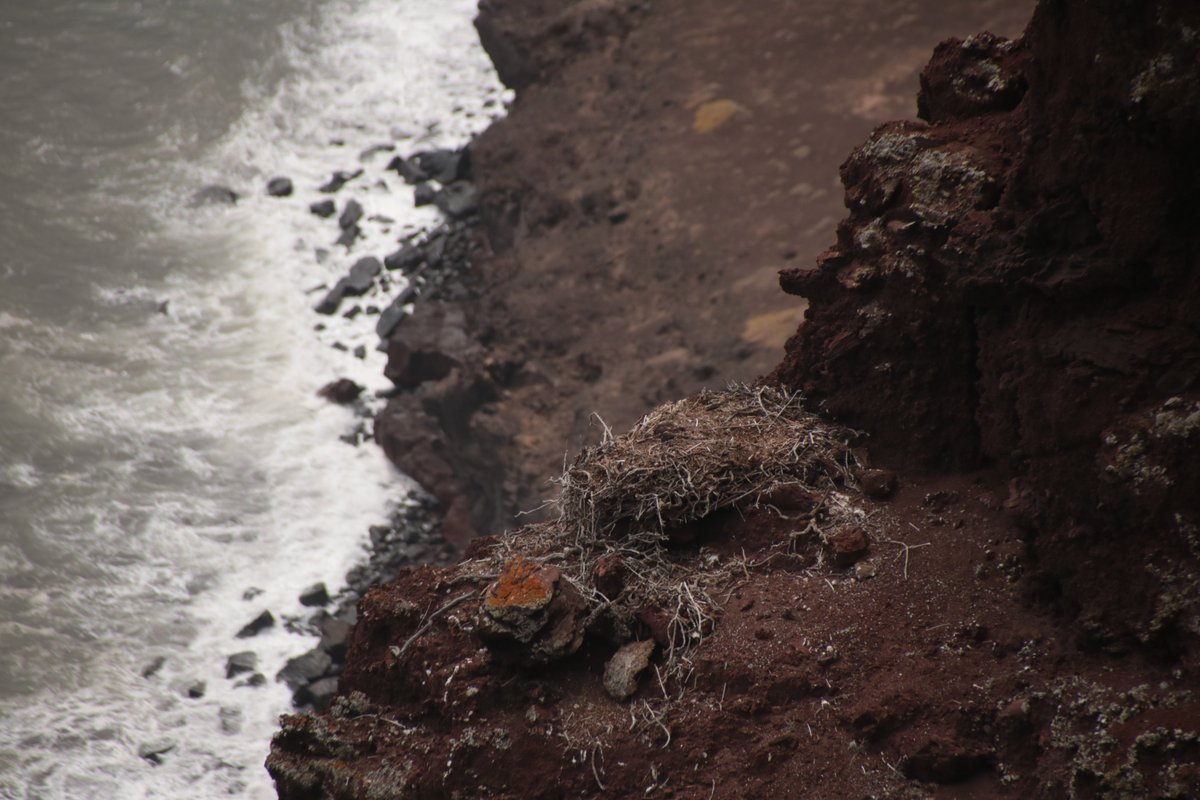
[266,177,293,197]
[238,672,267,688]
[309,199,336,218]
[433,181,478,220]
[278,649,333,691]
[140,656,166,679]
[236,610,275,638]
[242,587,262,601]
[299,582,331,607]
[319,169,362,193]
[225,651,257,679]
[297,677,339,710]
[413,183,436,207]
[828,527,870,567]
[185,681,206,699]
[854,561,878,580]
[338,199,363,230]
[603,640,656,701]
[317,379,363,405]
[860,468,898,499]
[138,739,175,765]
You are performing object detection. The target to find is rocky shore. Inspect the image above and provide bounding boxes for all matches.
[267,0,1198,797]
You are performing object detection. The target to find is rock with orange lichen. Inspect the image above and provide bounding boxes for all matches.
[476,557,588,664]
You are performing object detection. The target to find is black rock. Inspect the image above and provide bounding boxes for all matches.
[319,169,363,193]
[185,681,206,699]
[413,183,436,207]
[315,281,348,315]
[297,677,339,710]
[384,243,423,272]
[277,649,332,691]
[236,610,275,638]
[309,199,336,218]
[423,232,448,267]
[433,182,478,220]
[299,582,331,607]
[411,148,469,184]
[138,739,175,766]
[338,199,363,230]
[353,345,367,360]
[141,656,166,679]
[242,587,263,600]
[386,155,429,184]
[192,185,239,206]
[343,257,382,296]
[266,177,293,197]
[335,224,360,248]
[225,651,258,679]
[375,285,419,339]
[318,618,354,661]
[317,379,363,404]
[238,672,267,688]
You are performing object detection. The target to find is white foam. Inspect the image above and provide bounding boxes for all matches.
[0,0,506,797]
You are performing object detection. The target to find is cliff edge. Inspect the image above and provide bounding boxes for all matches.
[268,1,1199,797]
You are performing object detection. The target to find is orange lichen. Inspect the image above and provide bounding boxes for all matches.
[484,557,554,608]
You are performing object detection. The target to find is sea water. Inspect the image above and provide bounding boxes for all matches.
[0,1,505,796]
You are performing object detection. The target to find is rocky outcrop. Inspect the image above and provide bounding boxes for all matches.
[768,0,1200,653]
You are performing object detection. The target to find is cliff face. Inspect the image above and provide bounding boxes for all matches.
[768,0,1200,654]
[268,1,1199,798]
[373,0,1033,547]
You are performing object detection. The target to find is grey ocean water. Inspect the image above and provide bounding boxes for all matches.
[0,1,505,797]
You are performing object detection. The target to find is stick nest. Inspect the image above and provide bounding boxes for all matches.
[557,384,856,545]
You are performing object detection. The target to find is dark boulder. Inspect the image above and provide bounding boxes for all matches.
[185,681,206,699]
[295,677,338,710]
[413,183,436,207]
[277,650,332,692]
[317,378,364,405]
[343,257,381,295]
[384,243,423,272]
[317,617,353,661]
[434,182,478,220]
[335,224,360,248]
[386,155,429,184]
[314,282,348,315]
[383,301,469,389]
[236,610,275,638]
[266,177,293,197]
[412,148,470,184]
[374,285,419,339]
[309,199,336,218]
[338,199,363,230]
[225,651,258,679]
[319,169,362,193]
[299,582,331,607]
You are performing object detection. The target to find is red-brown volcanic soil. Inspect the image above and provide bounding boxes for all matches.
[268,0,1200,797]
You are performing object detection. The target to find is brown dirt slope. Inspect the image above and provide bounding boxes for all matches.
[268,1,1200,798]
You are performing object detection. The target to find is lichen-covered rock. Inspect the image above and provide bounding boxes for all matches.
[477,558,587,663]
